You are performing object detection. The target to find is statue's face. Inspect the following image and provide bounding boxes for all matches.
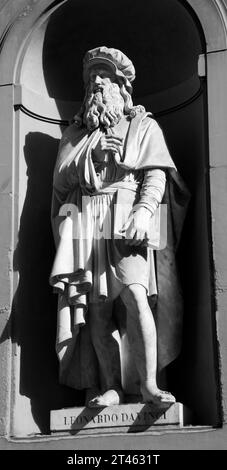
[83,64,124,130]
[88,65,117,92]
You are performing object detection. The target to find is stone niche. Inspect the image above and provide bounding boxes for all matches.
[0,0,222,438]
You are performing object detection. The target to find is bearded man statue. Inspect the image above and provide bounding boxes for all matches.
[50,46,190,408]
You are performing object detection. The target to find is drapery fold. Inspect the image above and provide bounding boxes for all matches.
[50,113,190,390]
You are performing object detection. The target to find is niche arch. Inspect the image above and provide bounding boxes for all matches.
[0,0,226,437]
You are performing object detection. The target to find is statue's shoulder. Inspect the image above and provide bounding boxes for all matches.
[59,123,87,149]
[131,110,159,134]
[140,112,158,127]
[55,124,88,169]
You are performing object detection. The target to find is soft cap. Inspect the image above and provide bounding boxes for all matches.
[83,46,135,93]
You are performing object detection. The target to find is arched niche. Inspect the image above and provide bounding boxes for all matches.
[1,0,227,82]
[0,0,226,437]
[187,0,227,51]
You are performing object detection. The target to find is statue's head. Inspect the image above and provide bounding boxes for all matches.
[83,46,135,94]
[74,46,145,131]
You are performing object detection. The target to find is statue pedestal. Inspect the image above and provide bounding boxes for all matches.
[51,402,190,435]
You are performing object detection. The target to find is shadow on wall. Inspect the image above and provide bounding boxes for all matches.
[156,88,220,426]
[11,132,84,434]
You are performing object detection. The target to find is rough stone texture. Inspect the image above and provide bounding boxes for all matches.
[206,52,227,425]
[0,85,14,436]
[210,167,227,422]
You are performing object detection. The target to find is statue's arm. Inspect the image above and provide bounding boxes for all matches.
[137,169,166,215]
[123,169,166,245]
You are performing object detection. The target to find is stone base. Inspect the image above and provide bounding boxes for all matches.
[51,402,190,434]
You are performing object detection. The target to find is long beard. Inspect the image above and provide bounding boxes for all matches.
[83,83,125,131]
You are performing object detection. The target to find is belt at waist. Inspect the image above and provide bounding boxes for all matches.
[89,180,140,195]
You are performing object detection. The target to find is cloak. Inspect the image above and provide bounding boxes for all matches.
[50,112,190,391]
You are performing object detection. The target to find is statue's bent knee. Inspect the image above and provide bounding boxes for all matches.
[121,283,147,310]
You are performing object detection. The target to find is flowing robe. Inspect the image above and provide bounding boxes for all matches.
[50,112,190,391]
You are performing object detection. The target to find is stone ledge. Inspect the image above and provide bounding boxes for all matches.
[51,402,189,434]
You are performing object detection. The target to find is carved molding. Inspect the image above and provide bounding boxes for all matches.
[187,0,227,52]
[0,0,67,84]
[0,0,227,85]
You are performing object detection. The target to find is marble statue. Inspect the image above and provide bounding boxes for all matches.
[50,46,190,408]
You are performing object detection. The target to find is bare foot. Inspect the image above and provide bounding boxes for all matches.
[141,385,176,406]
[87,389,124,408]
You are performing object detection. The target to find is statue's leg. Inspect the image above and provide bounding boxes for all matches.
[86,301,123,407]
[120,284,175,405]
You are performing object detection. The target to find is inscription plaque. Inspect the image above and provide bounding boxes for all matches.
[51,402,185,434]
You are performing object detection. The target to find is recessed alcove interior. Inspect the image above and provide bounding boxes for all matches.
[13,0,221,435]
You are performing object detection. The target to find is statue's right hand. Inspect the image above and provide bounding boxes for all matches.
[100,134,124,156]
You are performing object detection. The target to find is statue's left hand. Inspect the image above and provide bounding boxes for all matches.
[122,207,152,246]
